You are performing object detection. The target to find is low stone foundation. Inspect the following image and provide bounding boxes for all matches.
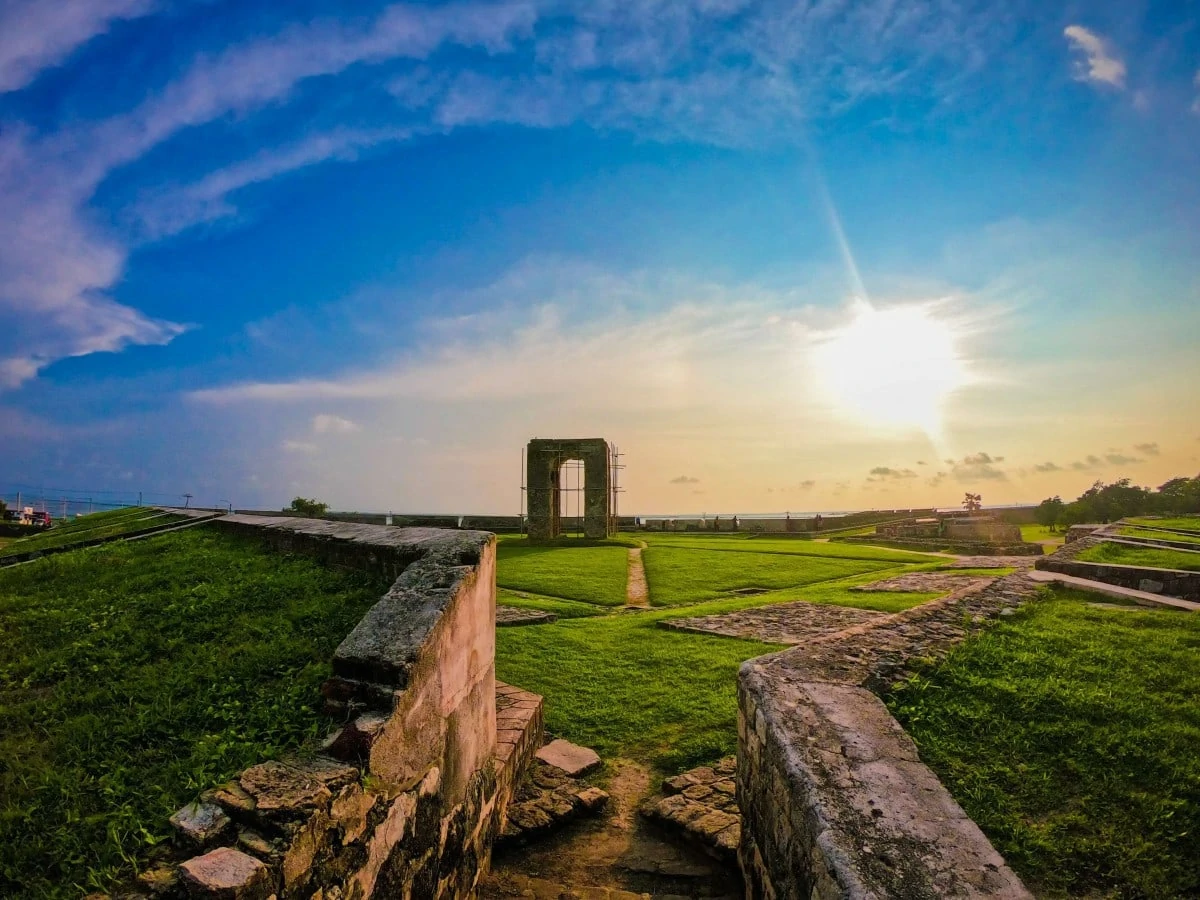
[835,535,1043,556]
[121,517,543,900]
[1036,556,1200,601]
[737,576,1041,899]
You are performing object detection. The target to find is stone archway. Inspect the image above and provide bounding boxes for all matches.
[526,438,613,540]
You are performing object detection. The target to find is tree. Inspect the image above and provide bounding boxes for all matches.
[288,497,329,517]
[1157,476,1200,515]
[962,492,982,512]
[1035,496,1065,531]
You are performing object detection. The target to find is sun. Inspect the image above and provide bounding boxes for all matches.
[812,299,969,439]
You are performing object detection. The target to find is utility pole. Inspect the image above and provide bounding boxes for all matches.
[138,491,142,507]
[183,493,193,508]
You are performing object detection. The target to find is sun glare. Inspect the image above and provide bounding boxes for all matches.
[813,299,968,439]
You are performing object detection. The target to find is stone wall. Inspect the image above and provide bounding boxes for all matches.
[835,535,1043,556]
[943,517,1022,543]
[1036,553,1200,601]
[737,576,1040,899]
[132,517,542,900]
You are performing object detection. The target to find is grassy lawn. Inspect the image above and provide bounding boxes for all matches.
[637,531,938,563]
[497,541,630,606]
[1020,524,1064,545]
[1076,541,1200,572]
[0,507,187,559]
[497,588,603,619]
[1118,526,1200,546]
[494,535,952,775]
[1126,517,1200,534]
[887,588,1200,898]
[0,528,388,899]
[496,612,782,773]
[642,545,896,605]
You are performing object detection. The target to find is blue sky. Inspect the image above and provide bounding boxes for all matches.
[1,0,1198,514]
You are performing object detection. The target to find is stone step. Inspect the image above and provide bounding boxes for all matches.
[1028,569,1200,611]
[480,872,739,900]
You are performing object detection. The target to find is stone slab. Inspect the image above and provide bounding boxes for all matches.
[940,555,1039,569]
[536,739,601,777]
[662,601,883,645]
[851,572,995,593]
[178,846,273,899]
[170,800,232,847]
[497,606,559,626]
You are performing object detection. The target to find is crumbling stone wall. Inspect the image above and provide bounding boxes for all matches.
[737,576,1040,899]
[135,517,540,900]
[525,438,613,540]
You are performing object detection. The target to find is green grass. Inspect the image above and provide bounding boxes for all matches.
[1076,541,1200,572]
[0,528,388,899]
[497,589,603,619]
[887,588,1200,898]
[642,545,896,605]
[0,507,187,559]
[493,537,954,774]
[1021,524,1064,545]
[496,611,782,773]
[636,530,938,562]
[1118,526,1200,546]
[1127,517,1200,533]
[496,541,630,606]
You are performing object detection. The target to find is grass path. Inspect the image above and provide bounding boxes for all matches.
[625,548,649,608]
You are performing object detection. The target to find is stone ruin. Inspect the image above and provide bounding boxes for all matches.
[876,512,1021,544]
[525,438,614,541]
[138,516,548,900]
[856,510,1040,556]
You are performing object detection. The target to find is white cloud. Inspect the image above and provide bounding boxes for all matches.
[1063,25,1126,89]
[312,414,360,434]
[0,2,536,387]
[282,439,319,454]
[135,127,419,239]
[0,0,155,93]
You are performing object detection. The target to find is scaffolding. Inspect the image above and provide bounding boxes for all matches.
[520,441,624,537]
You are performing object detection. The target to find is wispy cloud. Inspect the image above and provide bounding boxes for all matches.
[946,451,1008,482]
[1134,442,1160,456]
[1104,451,1142,466]
[0,2,535,386]
[0,0,156,93]
[669,475,700,484]
[312,414,360,435]
[1063,25,1126,89]
[135,128,419,239]
[867,466,918,481]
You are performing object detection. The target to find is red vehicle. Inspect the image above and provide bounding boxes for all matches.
[27,510,51,528]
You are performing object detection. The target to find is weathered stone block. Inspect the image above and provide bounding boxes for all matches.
[178,847,273,899]
[535,739,600,777]
[170,801,232,848]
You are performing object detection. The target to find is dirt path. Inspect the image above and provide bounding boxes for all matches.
[481,759,741,899]
[624,548,650,608]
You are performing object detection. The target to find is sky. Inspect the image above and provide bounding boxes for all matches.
[1,0,1198,515]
